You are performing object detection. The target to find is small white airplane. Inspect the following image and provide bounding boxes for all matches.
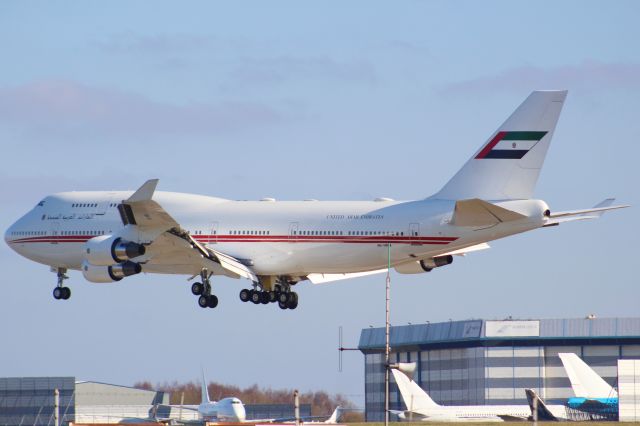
[390,366,568,422]
[197,375,247,422]
[157,373,247,423]
[157,373,340,424]
[4,90,628,309]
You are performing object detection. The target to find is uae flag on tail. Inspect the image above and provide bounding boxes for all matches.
[475,131,548,159]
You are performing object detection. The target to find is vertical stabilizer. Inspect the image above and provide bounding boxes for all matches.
[324,406,341,423]
[391,368,440,411]
[201,369,211,404]
[434,90,567,201]
[525,389,559,421]
[559,353,618,398]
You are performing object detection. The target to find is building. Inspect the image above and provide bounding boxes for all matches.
[359,317,640,421]
[0,377,168,426]
[618,359,640,422]
[0,377,311,425]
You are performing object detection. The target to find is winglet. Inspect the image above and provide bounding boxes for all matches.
[127,179,159,202]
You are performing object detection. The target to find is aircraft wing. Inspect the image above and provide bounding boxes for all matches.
[308,269,388,284]
[119,179,258,283]
[544,198,629,226]
[440,242,490,257]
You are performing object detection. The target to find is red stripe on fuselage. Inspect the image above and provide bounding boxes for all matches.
[9,234,458,245]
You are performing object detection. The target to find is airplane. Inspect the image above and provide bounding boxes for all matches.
[558,352,619,413]
[152,372,247,423]
[156,373,339,424]
[390,366,569,422]
[4,90,629,309]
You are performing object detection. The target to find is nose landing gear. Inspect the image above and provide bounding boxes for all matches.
[191,269,218,309]
[52,267,71,300]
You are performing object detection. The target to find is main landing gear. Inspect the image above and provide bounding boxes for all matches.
[52,267,71,300]
[239,279,299,310]
[190,269,218,309]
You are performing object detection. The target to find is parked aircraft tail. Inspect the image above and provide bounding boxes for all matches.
[201,369,211,404]
[559,353,618,398]
[391,367,440,411]
[524,389,559,421]
[434,90,568,201]
[324,406,341,423]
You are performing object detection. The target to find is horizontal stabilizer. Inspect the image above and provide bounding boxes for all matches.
[308,269,387,284]
[545,199,629,226]
[451,198,526,227]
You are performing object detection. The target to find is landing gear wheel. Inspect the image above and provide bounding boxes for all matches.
[251,291,261,304]
[52,268,70,301]
[268,291,277,303]
[53,287,63,300]
[198,295,210,308]
[208,295,218,308]
[286,292,298,309]
[278,292,289,304]
[191,282,204,296]
[260,292,270,304]
[278,300,288,310]
[239,289,250,302]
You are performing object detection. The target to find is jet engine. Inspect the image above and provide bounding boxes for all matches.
[394,255,453,274]
[82,260,142,283]
[84,235,146,266]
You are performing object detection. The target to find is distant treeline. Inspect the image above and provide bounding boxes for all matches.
[134,380,360,420]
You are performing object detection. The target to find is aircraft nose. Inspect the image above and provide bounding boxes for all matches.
[235,404,246,422]
[4,221,15,246]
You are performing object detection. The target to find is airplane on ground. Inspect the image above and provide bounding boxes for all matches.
[5,90,628,309]
[390,366,568,422]
[157,373,247,423]
[391,368,566,422]
[558,352,619,413]
[156,373,340,424]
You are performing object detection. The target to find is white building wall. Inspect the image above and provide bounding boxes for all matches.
[618,359,640,422]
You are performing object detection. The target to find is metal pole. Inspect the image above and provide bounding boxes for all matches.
[54,389,59,426]
[384,243,391,426]
[294,389,300,426]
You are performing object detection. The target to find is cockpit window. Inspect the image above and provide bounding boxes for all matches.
[36,200,45,207]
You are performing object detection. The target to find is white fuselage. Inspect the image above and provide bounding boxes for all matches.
[198,397,246,422]
[5,190,549,279]
[397,403,568,422]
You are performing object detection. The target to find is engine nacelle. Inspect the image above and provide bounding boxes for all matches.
[84,235,146,266]
[394,255,453,274]
[82,260,142,283]
[421,255,453,270]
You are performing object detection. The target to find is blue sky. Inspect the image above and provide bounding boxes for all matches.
[1,1,639,407]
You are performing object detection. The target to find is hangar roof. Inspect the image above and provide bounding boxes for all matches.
[358,317,640,352]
